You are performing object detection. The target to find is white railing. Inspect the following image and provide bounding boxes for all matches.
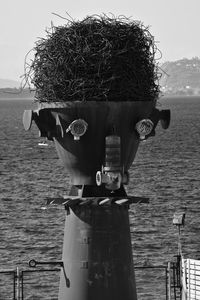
[182,258,200,300]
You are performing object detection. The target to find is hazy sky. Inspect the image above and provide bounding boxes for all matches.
[1,0,200,81]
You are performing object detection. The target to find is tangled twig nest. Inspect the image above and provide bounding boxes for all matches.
[25,15,161,103]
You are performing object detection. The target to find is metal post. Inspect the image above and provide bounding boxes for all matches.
[16,267,21,300]
[167,262,171,300]
[12,270,16,300]
[21,271,24,300]
[188,259,190,300]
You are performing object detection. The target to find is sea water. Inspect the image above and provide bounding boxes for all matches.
[0,96,200,299]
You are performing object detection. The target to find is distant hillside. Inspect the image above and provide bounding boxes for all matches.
[160,57,200,96]
[0,78,20,89]
[1,58,200,98]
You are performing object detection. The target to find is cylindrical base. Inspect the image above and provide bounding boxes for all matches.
[58,205,137,300]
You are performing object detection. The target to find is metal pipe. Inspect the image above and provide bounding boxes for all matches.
[167,262,171,300]
[166,267,168,300]
[21,271,24,300]
[16,267,20,300]
[13,270,16,300]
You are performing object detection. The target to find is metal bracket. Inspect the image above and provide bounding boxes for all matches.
[29,259,63,268]
[28,259,70,287]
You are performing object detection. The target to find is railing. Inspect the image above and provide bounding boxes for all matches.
[182,258,200,300]
[0,263,181,300]
[0,267,60,300]
[21,268,60,300]
[135,265,169,300]
[0,268,20,300]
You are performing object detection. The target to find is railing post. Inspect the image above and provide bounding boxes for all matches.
[181,258,187,300]
[188,259,190,300]
[21,271,24,300]
[167,262,171,300]
[16,267,21,300]
[13,270,16,300]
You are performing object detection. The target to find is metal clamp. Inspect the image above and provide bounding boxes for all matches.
[96,170,129,190]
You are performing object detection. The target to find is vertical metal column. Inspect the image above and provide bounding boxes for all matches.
[58,203,137,300]
[167,262,171,300]
[16,267,21,300]
[23,100,170,300]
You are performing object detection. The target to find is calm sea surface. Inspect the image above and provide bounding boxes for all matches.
[0,96,200,299]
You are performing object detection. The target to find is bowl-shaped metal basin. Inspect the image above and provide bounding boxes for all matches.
[38,101,155,185]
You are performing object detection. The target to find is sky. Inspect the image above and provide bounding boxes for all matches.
[1,0,200,82]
